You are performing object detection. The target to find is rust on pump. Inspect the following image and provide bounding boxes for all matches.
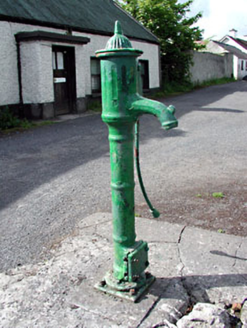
[94,21,178,302]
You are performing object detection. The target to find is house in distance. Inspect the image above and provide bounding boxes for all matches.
[0,0,160,119]
[205,29,247,80]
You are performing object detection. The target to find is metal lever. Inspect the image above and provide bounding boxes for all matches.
[134,119,160,218]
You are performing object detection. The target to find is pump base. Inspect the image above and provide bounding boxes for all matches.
[95,271,155,302]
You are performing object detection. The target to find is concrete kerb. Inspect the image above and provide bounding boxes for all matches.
[0,212,246,327]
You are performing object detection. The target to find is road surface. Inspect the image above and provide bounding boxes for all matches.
[0,81,246,271]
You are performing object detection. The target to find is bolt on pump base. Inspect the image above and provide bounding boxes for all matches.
[95,242,155,302]
[94,21,178,302]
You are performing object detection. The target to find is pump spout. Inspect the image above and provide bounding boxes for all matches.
[131,96,178,130]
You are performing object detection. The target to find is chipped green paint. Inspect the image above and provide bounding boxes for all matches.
[95,21,178,301]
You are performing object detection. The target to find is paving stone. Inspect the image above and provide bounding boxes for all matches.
[179,226,247,304]
[241,300,247,326]
[139,279,189,327]
[176,303,231,328]
[0,213,247,327]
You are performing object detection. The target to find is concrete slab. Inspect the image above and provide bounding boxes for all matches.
[179,226,247,304]
[0,213,246,327]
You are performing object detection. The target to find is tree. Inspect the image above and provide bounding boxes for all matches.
[116,0,203,84]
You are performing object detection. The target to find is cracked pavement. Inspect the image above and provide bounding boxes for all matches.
[0,213,246,327]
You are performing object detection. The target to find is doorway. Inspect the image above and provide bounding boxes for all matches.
[52,46,76,115]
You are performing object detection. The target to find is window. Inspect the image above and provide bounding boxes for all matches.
[52,51,64,70]
[241,60,244,71]
[91,58,101,92]
[139,60,150,90]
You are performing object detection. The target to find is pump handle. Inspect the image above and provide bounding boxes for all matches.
[134,120,160,218]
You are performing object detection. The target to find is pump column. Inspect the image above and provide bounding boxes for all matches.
[108,121,136,280]
[95,21,157,302]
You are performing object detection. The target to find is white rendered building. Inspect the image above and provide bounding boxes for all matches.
[0,0,160,119]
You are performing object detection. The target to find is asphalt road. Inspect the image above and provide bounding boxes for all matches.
[0,81,246,272]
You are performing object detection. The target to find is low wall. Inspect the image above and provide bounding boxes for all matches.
[190,51,233,84]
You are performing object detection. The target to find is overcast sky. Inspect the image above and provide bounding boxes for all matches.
[184,0,247,40]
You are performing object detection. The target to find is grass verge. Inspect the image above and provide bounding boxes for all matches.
[87,100,102,112]
[0,120,56,135]
[0,107,56,135]
[150,77,236,99]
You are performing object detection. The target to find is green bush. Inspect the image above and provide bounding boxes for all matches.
[0,107,21,130]
[0,106,34,131]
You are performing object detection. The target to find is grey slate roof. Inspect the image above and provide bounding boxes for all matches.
[0,0,158,44]
[235,38,247,51]
[213,41,247,59]
[219,35,247,51]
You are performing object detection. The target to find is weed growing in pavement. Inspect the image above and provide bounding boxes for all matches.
[195,192,226,199]
[212,192,225,199]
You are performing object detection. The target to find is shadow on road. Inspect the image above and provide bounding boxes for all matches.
[0,81,246,211]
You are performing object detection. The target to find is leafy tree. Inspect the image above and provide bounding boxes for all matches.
[116,0,203,84]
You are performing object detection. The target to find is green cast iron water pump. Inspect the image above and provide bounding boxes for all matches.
[95,21,178,302]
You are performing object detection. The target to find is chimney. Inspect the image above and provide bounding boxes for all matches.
[229,28,237,38]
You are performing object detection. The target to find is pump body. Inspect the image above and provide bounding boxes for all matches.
[95,22,178,301]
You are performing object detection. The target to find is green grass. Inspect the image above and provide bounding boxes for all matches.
[87,100,102,112]
[164,81,193,96]
[0,121,56,135]
[195,192,225,199]
[35,121,55,127]
[195,193,202,198]
[0,107,56,135]
[150,77,236,99]
[150,81,193,99]
[212,192,225,199]
[193,77,236,89]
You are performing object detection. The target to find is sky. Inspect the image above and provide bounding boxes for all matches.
[184,0,247,40]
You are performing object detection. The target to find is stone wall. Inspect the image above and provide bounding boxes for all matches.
[190,51,233,84]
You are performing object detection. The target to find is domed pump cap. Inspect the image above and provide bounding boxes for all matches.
[95,21,143,57]
[105,21,133,50]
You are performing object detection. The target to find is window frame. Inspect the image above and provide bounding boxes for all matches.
[241,60,244,71]
[139,59,150,91]
[91,57,101,93]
